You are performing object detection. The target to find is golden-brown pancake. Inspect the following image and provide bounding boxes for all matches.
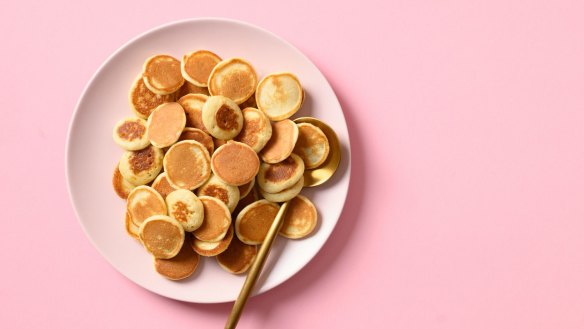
[279,195,317,239]
[259,119,299,164]
[211,141,259,186]
[259,176,304,203]
[129,75,174,119]
[139,215,185,259]
[202,95,243,140]
[193,196,232,242]
[256,72,303,121]
[233,187,259,218]
[112,165,136,199]
[127,186,167,227]
[166,189,204,232]
[147,102,186,148]
[293,123,330,169]
[142,55,184,95]
[151,173,176,199]
[112,117,150,151]
[208,58,257,104]
[191,225,234,257]
[257,153,305,193]
[238,178,255,199]
[118,145,164,185]
[197,174,240,213]
[216,235,257,274]
[234,107,272,153]
[177,93,209,133]
[235,200,280,245]
[176,81,209,98]
[178,127,214,155]
[124,211,140,240]
[163,140,211,190]
[155,235,200,280]
[181,50,222,87]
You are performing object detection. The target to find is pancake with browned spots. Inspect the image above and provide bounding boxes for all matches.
[202,95,243,140]
[166,189,204,232]
[112,117,150,151]
[257,153,304,193]
[208,58,257,104]
[118,145,164,185]
[112,165,136,199]
[151,173,176,199]
[197,174,239,213]
[129,75,174,119]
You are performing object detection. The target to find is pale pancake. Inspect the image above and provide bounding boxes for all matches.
[260,176,304,203]
[233,187,258,218]
[279,195,317,239]
[235,200,280,245]
[177,93,209,133]
[238,178,255,199]
[256,72,303,121]
[191,225,234,257]
[176,81,209,99]
[112,117,150,151]
[178,127,214,155]
[112,165,136,199]
[147,102,186,148]
[119,145,164,185]
[234,107,272,152]
[257,153,305,193]
[193,196,231,242]
[129,75,174,119]
[197,174,240,213]
[166,189,204,232]
[293,123,330,169]
[181,50,222,87]
[202,95,243,140]
[151,173,176,199]
[124,211,140,240]
[139,215,185,259]
[211,141,259,186]
[208,58,257,104]
[216,235,257,274]
[155,235,200,280]
[259,119,299,163]
[142,55,184,95]
[127,186,167,227]
[163,140,211,190]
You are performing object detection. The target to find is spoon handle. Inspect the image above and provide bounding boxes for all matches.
[225,201,290,329]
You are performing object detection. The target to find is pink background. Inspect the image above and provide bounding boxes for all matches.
[2,1,584,328]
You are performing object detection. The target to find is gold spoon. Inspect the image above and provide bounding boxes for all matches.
[225,117,341,329]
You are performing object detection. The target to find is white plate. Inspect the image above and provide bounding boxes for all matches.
[66,18,351,303]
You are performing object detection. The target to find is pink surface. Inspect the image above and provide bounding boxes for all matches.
[1,1,584,328]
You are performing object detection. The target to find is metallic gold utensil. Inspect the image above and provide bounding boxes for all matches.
[225,117,341,329]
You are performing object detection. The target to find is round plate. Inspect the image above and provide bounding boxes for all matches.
[66,18,351,303]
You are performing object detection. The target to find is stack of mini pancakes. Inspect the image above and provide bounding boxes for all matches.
[112,50,331,280]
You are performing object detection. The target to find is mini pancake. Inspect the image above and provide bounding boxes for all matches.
[256,72,303,121]
[147,102,186,148]
[235,200,280,245]
[127,186,167,227]
[139,215,185,259]
[166,189,204,232]
[176,81,209,98]
[233,187,258,218]
[257,153,305,193]
[193,196,232,242]
[163,140,211,190]
[124,211,140,240]
[238,178,255,199]
[293,123,330,169]
[142,54,184,95]
[191,225,234,257]
[259,119,299,164]
[260,176,304,203]
[197,174,240,213]
[216,236,257,274]
[181,50,222,87]
[279,195,317,239]
[112,117,150,151]
[112,165,136,199]
[151,173,176,199]
[178,93,209,133]
[208,58,257,104]
[155,235,200,280]
[118,145,164,185]
[178,128,214,155]
[129,75,174,119]
[234,107,272,153]
[211,141,259,186]
[202,95,243,140]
